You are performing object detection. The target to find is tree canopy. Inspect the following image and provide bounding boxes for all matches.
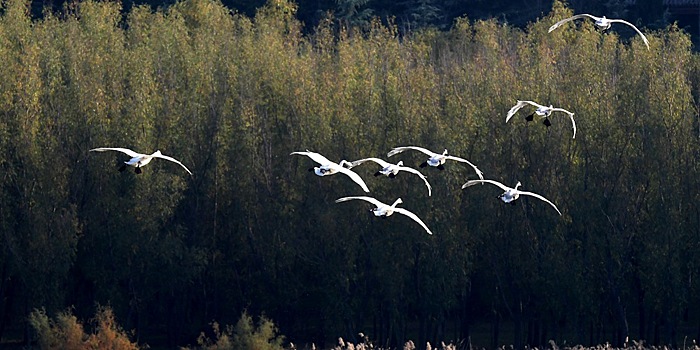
[1,0,699,348]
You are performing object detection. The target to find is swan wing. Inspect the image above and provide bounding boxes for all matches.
[506,100,542,123]
[550,108,577,139]
[608,19,650,49]
[444,156,485,180]
[548,14,597,33]
[393,207,433,235]
[569,114,577,139]
[397,166,433,196]
[335,196,384,207]
[290,150,332,165]
[461,179,510,191]
[387,146,435,158]
[90,147,142,158]
[550,107,574,116]
[518,191,563,216]
[152,153,193,175]
[349,157,390,169]
[331,164,371,193]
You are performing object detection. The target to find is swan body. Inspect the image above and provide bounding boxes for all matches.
[89,147,192,175]
[387,146,484,180]
[462,179,562,215]
[290,150,370,193]
[506,100,577,139]
[346,157,432,196]
[548,14,649,50]
[335,196,433,235]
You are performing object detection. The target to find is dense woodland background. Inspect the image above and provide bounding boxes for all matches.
[1,0,700,348]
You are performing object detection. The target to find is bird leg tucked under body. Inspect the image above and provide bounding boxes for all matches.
[525,113,551,127]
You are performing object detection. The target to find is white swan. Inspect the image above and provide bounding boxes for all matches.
[506,100,577,139]
[386,146,484,180]
[335,196,433,235]
[89,147,192,175]
[290,150,370,193]
[462,179,561,215]
[548,14,649,50]
[346,157,432,196]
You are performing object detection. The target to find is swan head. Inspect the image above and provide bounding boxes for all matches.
[391,198,403,208]
[595,17,611,29]
[338,159,351,168]
[397,160,404,166]
[313,167,329,176]
[442,149,448,156]
[154,150,162,156]
[514,181,522,190]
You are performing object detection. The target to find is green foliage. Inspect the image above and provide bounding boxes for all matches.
[186,312,285,350]
[0,0,698,348]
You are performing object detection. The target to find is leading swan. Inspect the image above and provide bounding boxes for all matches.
[291,150,370,193]
[335,196,433,235]
[345,157,432,196]
[89,147,192,175]
[387,146,484,180]
[548,14,649,50]
[462,179,562,216]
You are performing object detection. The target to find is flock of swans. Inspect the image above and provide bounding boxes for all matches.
[87,12,649,237]
[289,12,650,236]
[291,146,561,236]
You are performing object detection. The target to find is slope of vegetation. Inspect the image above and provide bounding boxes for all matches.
[0,0,699,348]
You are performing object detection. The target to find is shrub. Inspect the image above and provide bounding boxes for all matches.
[185,311,285,350]
[28,306,140,350]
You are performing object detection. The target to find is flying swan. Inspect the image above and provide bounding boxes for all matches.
[506,100,577,139]
[345,157,432,196]
[89,147,192,175]
[462,179,562,216]
[290,150,370,193]
[548,14,649,50]
[387,146,484,180]
[335,196,433,235]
